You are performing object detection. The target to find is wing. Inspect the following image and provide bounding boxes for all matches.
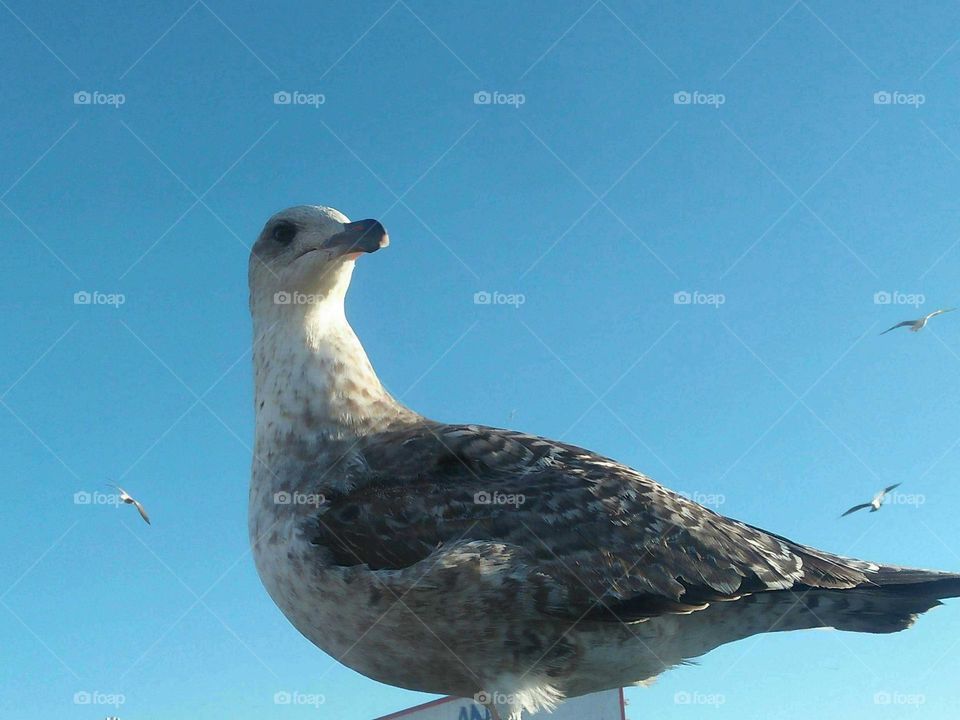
[309,423,878,621]
[841,503,872,517]
[880,321,913,335]
[132,499,151,525]
[883,482,902,495]
[928,308,955,320]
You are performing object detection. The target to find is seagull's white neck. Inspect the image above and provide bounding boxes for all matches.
[252,278,417,449]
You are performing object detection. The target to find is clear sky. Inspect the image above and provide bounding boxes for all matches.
[3,1,960,718]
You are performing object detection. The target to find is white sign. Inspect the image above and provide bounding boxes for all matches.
[374,689,625,720]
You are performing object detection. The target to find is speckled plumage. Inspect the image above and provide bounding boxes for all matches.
[248,206,960,720]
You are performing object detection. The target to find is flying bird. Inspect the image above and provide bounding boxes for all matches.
[248,206,960,720]
[881,308,955,335]
[842,483,902,517]
[109,484,150,525]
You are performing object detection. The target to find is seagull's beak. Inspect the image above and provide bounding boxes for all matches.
[323,219,389,257]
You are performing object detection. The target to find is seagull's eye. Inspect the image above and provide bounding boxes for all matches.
[272,222,297,245]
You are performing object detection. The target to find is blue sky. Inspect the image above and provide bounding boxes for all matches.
[3,1,960,718]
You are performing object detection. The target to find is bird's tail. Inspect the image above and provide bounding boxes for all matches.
[658,565,960,669]
[753,567,960,635]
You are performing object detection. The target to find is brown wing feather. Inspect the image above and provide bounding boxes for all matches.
[309,423,879,621]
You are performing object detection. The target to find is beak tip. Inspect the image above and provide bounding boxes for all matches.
[325,219,389,255]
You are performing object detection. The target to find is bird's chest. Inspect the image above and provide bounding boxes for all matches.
[247,454,386,641]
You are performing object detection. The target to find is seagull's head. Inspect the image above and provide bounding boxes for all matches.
[248,205,388,317]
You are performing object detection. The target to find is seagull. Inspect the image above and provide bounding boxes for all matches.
[881,308,955,335]
[842,483,902,517]
[248,206,960,720]
[108,483,150,525]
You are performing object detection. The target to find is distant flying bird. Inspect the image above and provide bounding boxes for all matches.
[881,308,955,335]
[108,484,150,525]
[842,483,902,517]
